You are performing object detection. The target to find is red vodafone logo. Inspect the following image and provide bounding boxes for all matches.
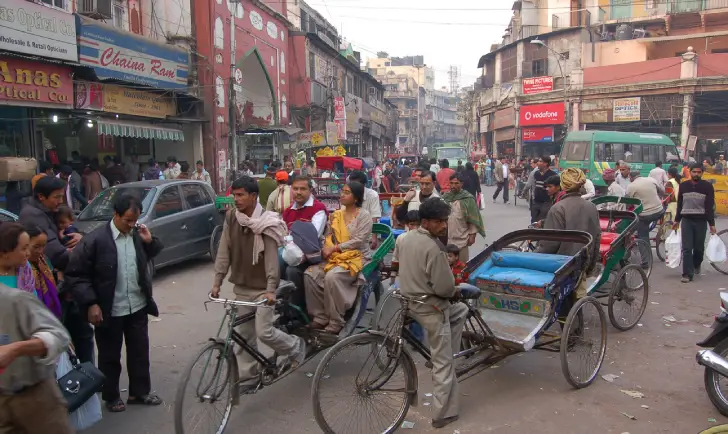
[520,102,565,126]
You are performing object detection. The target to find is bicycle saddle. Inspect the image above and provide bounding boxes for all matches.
[457,283,482,300]
[276,280,296,298]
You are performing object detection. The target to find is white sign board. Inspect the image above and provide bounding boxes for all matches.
[0,0,77,62]
[613,97,641,122]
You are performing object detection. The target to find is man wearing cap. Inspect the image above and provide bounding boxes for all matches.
[257,167,278,207]
[191,160,212,184]
[266,171,294,214]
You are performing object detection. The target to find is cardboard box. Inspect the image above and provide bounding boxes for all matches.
[0,158,38,181]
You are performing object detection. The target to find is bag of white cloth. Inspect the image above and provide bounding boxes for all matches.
[707,234,727,264]
[56,351,102,431]
[281,235,304,266]
[665,229,681,269]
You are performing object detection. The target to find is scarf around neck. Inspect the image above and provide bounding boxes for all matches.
[234,203,288,265]
[442,189,486,237]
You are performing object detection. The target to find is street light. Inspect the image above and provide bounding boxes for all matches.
[530,39,568,135]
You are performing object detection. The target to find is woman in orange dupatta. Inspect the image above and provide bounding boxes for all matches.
[303,182,372,334]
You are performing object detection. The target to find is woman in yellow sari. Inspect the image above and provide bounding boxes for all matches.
[304,181,372,334]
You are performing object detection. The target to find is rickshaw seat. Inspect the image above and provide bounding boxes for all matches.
[599,217,622,232]
[470,252,572,297]
[599,232,620,256]
[490,251,570,273]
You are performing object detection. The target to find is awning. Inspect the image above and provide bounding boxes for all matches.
[97,120,185,141]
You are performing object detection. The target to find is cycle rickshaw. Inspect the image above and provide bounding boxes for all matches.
[311,229,607,433]
[173,223,395,434]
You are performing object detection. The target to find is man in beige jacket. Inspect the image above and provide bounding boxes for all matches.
[397,198,468,429]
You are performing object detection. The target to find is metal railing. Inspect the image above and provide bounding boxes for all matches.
[668,0,728,13]
[552,9,592,28]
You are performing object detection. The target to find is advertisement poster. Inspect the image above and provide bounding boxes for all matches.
[522,76,553,95]
[613,97,641,122]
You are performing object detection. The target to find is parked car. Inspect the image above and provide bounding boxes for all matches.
[75,180,223,276]
[0,209,19,222]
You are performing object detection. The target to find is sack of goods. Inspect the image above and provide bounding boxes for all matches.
[706,234,727,264]
[665,230,681,269]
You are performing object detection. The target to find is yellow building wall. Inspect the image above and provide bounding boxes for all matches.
[704,173,728,216]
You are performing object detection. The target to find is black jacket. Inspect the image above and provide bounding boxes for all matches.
[65,223,163,324]
[19,198,70,270]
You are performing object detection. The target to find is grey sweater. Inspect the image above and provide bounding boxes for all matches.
[0,284,69,395]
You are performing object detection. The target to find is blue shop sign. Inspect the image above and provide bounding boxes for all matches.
[75,15,188,90]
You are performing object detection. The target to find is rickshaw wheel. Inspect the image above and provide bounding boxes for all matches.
[608,264,649,331]
[560,296,607,389]
[625,238,653,278]
[654,220,672,262]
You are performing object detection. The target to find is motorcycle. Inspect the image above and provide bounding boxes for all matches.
[697,291,728,416]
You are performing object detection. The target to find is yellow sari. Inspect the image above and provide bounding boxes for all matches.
[324,210,363,276]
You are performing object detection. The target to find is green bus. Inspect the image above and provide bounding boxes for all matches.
[428,142,468,168]
[558,130,680,188]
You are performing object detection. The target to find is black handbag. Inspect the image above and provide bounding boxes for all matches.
[57,350,106,413]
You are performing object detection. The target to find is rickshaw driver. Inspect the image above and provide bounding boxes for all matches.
[397,198,468,429]
[536,168,601,299]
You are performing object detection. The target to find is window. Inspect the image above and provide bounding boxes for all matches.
[40,0,66,10]
[309,51,316,79]
[182,184,211,209]
[531,59,547,77]
[154,187,184,218]
[563,141,590,161]
[214,18,224,49]
[311,82,326,104]
[78,187,154,221]
[300,11,308,31]
[112,0,127,30]
[561,51,570,60]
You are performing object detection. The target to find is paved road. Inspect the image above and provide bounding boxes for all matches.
[85,186,728,433]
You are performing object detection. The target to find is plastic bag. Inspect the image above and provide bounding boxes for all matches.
[665,229,681,269]
[56,352,103,431]
[707,234,727,263]
[281,236,304,266]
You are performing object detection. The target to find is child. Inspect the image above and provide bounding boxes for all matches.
[390,210,420,284]
[56,205,79,246]
[533,175,561,228]
[446,244,466,285]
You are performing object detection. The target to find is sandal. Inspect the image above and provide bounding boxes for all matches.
[127,394,163,406]
[106,398,126,412]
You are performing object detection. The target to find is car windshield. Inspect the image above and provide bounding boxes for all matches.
[438,148,467,160]
[78,187,156,221]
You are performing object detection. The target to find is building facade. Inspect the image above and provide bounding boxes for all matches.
[0,0,200,205]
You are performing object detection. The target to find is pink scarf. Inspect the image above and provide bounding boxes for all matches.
[235,203,288,265]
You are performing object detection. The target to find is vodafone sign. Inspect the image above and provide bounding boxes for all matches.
[520,102,565,126]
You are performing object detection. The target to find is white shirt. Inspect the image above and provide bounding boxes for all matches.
[291,196,327,237]
[648,167,668,186]
[429,164,440,174]
[362,187,382,220]
[615,173,630,190]
[502,164,509,179]
[372,167,383,189]
[407,190,440,211]
[581,179,596,200]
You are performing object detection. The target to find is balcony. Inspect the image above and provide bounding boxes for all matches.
[398,109,418,117]
[552,9,592,28]
[595,3,668,24]
[667,0,728,13]
[385,90,418,99]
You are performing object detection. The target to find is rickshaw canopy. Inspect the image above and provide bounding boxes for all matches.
[316,156,363,171]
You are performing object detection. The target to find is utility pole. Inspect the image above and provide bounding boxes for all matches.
[229,3,237,174]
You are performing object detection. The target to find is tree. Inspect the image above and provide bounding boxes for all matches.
[376,51,389,59]
[456,90,477,153]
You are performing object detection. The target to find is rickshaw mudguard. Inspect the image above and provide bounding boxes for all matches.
[365,330,420,406]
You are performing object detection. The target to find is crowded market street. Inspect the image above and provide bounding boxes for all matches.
[84,185,728,434]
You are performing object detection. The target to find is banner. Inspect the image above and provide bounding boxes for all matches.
[522,126,554,142]
[519,102,565,126]
[297,130,325,147]
[0,0,77,62]
[522,76,553,95]
[613,97,641,122]
[0,57,72,107]
[102,85,176,118]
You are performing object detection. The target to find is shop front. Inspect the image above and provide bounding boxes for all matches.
[492,107,515,158]
[580,95,681,139]
[519,102,565,159]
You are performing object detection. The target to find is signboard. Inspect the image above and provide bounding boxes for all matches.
[687,135,698,151]
[522,126,554,142]
[74,82,104,111]
[334,119,346,140]
[0,57,72,107]
[0,0,77,62]
[519,102,565,126]
[325,121,338,145]
[333,96,346,119]
[76,15,189,89]
[297,130,326,147]
[102,85,176,118]
[613,97,641,122]
[522,76,553,95]
[479,114,489,132]
[345,93,362,133]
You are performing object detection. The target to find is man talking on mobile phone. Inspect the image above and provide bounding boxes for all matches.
[65,193,164,413]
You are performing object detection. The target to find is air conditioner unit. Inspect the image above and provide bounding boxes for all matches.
[78,0,113,19]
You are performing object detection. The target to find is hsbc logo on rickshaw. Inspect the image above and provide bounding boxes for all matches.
[520,103,565,126]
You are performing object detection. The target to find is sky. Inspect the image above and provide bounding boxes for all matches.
[302,0,516,89]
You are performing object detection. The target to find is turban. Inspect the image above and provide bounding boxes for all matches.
[560,168,586,192]
[602,168,616,182]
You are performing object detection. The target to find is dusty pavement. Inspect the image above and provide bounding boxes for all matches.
[85,185,728,434]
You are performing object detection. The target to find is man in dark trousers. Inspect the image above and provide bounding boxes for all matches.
[674,162,716,283]
[529,156,558,224]
[65,194,164,412]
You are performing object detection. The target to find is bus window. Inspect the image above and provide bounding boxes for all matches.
[642,145,660,164]
[563,141,590,161]
[601,143,623,162]
[624,144,643,162]
[663,145,680,162]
